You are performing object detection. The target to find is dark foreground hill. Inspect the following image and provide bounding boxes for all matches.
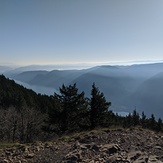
[0,74,53,113]
[0,128,163,163]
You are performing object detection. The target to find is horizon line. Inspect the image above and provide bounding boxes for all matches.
[1,60,163,69]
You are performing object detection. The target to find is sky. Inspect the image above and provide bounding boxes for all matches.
[0,0,163,66]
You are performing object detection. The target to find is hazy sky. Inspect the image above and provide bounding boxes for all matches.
[1,0,163,66]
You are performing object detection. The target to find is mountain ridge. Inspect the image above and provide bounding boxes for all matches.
[3,62,163,118]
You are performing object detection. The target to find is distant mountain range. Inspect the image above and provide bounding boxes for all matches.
[1,62,163,118]
[0,66,13,74]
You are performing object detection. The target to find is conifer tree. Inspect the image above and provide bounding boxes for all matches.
[90,83,111,129]
[156,118,162,132]
[123,113,132,128]
[140,111,147,128]
[148,114,156,130]
[53,84,87,132]
[132,110,140,126]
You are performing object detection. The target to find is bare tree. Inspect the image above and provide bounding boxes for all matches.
[0,107,45,143]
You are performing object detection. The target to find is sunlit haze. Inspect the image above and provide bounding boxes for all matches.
[1,0,163,67]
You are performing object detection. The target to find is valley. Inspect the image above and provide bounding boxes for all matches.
[2,62,163,118]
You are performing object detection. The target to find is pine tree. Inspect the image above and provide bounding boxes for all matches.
[123,113,132,128]
[132,110,140,126]
[140,111,147,128]
[90,83,111,129]
[148,114,156,130]
[156,118,162,132]
[52,84,87,132]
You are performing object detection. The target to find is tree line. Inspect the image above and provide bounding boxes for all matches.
[0,75,162,143]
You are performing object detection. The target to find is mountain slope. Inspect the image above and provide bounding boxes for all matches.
[127,71,163,117]
[5,62,163,117]
[11,70,48,83]
[0,75,53,113]
[0,66,12,74]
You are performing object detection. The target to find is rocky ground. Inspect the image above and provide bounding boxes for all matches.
[0,128,163,163]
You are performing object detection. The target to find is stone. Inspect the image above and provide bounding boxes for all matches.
[15,161,21,163]
[91,144,100,152]
[79,135,92,144]
[148,155,161,162]
[21,159,28,163]
[80,144,88,150]
[128,151,142,161]
[106,153,121,162]
[73,141,80,149]
[3,159,9,163]
[154,146,162,150]
[5,151,11,156]
[65,154,78,162]
[101,144,120,154]
[133,155,148,163]
[65,151,82,162]
[25,153,35,158]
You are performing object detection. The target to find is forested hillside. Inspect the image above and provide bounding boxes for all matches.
[0,75,163,144]
[0,75,53,112]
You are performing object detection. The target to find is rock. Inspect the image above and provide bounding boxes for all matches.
[5,151,11,156]
[67,155,78,161]
[155,146,162,150]
[25,153,35,158]
[65,152,82,162]
[2,159,9,163]
[35,146,40,152]
[20,159,28,163]
[78,135,92,144]
[133,155,148,163]
[73,141,80,149]
[148,155,162,162]
[91,144,100,151]
[128,151,142,161]
[44,145,50,148]
[101,144,120,154]
[106,153,122,162]
[80,144,88,150]
[89,160,94,163]
[14,161,22,163]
